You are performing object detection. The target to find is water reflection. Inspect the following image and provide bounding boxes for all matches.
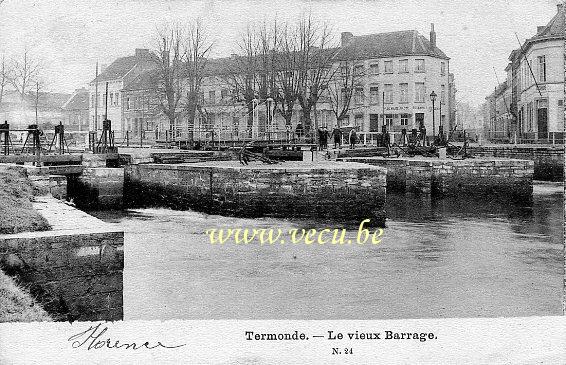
[90,182,563,320]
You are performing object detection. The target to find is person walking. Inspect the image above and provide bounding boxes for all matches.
[349,128,357,149]
[321,127,329,149]
[331,126,342,149]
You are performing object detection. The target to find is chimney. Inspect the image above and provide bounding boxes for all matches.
[430,23,437,48]
[558,3,564,12]
[341,32,353,47]
[537,26,546,34]
[99,63,107,73]
[135,48,149,58]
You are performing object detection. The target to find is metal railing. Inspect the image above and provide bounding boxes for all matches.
[485,131,564,145]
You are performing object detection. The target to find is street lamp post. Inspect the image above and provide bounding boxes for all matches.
[430,91,437,141]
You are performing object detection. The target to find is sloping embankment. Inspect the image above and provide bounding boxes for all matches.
[0,268,51,322]
[0,165,51,234]
[0,164,52,321]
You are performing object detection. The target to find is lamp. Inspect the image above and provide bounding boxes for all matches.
[430,91,437,137]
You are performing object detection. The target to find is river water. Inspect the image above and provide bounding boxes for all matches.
[92,182,564,320]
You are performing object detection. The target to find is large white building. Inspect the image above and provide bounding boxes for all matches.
[87,48,154,134]
[486,3,565,143]
[515,3,565,140]
[90,25,454,141]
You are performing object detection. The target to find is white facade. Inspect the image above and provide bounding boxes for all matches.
[517,38,564,135]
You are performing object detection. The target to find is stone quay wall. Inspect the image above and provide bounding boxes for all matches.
[449,145,563,181]
[125,161,387,226]
[68,167,124,209]
[339,157,534,201]
[0,197,124,321]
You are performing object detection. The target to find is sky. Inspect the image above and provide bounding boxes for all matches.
[0,0,561,107]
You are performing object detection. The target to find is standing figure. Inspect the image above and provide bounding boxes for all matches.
[349,128,357,149]
[331,127,342,149]
[321,127,329,149]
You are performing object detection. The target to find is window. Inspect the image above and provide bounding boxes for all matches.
[354,87,364,104]
[385,114,393,128]
[399,59,408,73]
[354,64,364,76]
[370,63,379,75]
[115,93,120,106]
[369,86,379,104]
[537,56,546,82]
[384,84,393,104]
[384,60,393,73]
[126,97,130,110]
[415,59,425,72]
[209,91,216,103]
[221,89,229,100]
[355,114,364,129]
[110,93,114,106]
[415,82,425,102]
[441,85,446,104]
[400,114,409,126]
[399,83,409,103]
[441,61,446,76]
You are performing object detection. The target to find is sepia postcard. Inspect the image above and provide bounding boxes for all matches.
[0,0,564,363]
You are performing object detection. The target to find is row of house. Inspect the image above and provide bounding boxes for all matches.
[485,3,564,143]
[0,88,89,133]
[87,24,456,142]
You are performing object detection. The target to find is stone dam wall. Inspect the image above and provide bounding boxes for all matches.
[448,145,563,181]
[125,161,387,226]
[0,197,124,321]
[339,157,534,201]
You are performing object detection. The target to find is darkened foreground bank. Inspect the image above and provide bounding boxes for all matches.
[0,198,124,322]
[0,270,51,322]
[124,161,388,226]
[0,165,51,234]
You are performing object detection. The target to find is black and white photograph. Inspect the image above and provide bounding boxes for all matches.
[0,0,564,363]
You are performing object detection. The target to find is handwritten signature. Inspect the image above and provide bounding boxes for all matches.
[68,323,186,350]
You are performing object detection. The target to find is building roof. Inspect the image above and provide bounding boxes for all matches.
[338,30,449,60]
[91,50,157,83]
[62,89,89,110]
[514,4,565,58]
[29,92,71,108]
[123,70,156,91]
[533,4,565,39]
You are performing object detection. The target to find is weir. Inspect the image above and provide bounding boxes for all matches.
[339,156,534,200]
[124,161,388,226]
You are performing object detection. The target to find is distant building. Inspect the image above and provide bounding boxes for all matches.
[94,25,453,141]
[486,3,565,143]
[62,88,89,131]
[88,48,155,135]
[0,89,70,129]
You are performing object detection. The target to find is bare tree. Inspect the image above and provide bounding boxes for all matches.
[327,56,365,126]
[223,25,262,138]
[150,23,186,135]
[0,54,9,110]
[272,21,301,128]
[8,49,42,101]
[294,15,337,136]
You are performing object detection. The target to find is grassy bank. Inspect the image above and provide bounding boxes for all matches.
[0,270,52,322]
[0,165,51,234]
